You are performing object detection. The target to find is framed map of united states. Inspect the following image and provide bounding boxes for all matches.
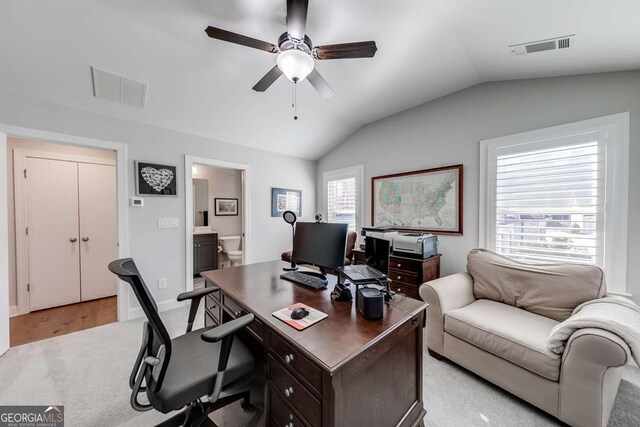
[372,164,463,235]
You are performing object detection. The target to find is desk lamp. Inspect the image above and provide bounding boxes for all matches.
[283,210,298,271]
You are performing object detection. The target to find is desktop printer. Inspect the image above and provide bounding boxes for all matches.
[392,233,438,259]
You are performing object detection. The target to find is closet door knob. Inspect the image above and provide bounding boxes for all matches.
[82,237,89,242]
[69,237,77,242]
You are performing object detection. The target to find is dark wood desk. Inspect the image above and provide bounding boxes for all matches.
[201,261,428,427]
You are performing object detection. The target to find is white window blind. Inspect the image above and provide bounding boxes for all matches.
[494,140,603,265]
[327,176,357,232]
[480,113,629,293]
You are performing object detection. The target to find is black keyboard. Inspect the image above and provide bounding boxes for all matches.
[338,264,387,282]
[280,271,328,290]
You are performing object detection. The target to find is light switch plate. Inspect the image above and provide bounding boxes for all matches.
[158,218,179,228]
[158,278,167,289]
[130,197,144,207]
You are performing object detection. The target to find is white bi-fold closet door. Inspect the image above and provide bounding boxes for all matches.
[26,157,117,311]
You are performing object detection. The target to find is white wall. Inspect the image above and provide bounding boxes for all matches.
[317,71,640,303]
[0,92,316,315]
[6,137,116,310]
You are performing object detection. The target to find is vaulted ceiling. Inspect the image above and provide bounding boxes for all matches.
[1,0,639,159]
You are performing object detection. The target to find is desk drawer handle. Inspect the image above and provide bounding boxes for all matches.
[208,304,217,310]
[397,288,402,292]
[234,311,242,317]
[284,354,294,364]
[397,263,402,267]
[397,275,402,280]
[284,386,294,397]
[285,423,293,427]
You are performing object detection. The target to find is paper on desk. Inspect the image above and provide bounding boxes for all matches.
[272,302,327,331]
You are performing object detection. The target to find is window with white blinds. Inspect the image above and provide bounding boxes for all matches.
[327,177,357,231]
[480,114,629,293]
[494,140,602,265]
[323,165,364,233]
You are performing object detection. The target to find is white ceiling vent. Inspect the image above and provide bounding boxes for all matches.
[510,35,575,56]
[91,67,147,108]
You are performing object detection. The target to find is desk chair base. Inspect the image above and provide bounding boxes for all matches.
[156,391,252,427]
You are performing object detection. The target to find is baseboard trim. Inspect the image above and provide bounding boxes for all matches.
[127,299,186,320]
[9,306,18,317]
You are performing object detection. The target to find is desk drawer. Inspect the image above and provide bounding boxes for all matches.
[205,294,221,324]
[269,385,310,427]
[269,332,322,394]
[222,294,244,318]
[269,356,321,426]
[389,256,421,272]
[247,316,265,342]
[390,282,419,300]
[388,268,419,286]
[204,311,218,327]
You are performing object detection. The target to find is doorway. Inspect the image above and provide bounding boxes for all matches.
[184,156,251,292]
[8,137,118,346]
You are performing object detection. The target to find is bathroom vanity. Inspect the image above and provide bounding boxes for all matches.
[193,232,218,275]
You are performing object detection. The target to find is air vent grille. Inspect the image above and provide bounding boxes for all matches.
[91,67,147,108]
[510,35,575,56]
[558,38,571,49]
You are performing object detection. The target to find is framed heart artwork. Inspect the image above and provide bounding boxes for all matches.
[135,161,178,196]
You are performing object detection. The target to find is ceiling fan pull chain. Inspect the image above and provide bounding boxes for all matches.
[293,79,298,120]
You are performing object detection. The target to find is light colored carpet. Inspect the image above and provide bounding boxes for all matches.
[0,305,638,427]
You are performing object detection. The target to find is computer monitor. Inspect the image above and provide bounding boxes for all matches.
[292,222,348,271]
[365,236,390,274]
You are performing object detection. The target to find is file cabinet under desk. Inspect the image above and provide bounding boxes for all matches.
[388,254,441,300]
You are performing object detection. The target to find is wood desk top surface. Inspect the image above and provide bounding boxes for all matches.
[201,260,428,372]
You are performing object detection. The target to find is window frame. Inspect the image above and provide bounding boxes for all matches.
[479,113,629,294]
[322,165,364,234]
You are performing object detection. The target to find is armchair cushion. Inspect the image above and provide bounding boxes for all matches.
[445,299,562,380]
[467,249,606,321]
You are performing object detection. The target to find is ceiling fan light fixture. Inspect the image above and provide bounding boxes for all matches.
[277,49,314,82]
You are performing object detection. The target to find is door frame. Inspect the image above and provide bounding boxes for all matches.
[13,149,116,315]
[0,124,129,326]
[184,155,251,292]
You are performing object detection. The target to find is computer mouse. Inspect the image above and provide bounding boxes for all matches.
[291,307,310,320]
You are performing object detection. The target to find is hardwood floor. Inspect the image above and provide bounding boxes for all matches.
[9,296,117,347]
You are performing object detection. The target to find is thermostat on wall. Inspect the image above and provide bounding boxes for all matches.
[130,197,144,207]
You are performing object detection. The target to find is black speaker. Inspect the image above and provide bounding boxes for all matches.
[357,288,384,320]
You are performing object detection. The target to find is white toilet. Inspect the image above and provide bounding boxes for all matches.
[218,235,243,267]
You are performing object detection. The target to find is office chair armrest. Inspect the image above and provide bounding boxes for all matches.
[177,286,219,302]
[201,313,255,343]
[178,286,220,333]
[202,313,255,374]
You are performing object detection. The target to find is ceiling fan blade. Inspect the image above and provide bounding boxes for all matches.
[313,41,378,60]
[286,0,309,40]
[307,69,334,98]
[205,26,278,53]
[252,66,283,92]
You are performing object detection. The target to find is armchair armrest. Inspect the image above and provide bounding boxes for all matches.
[559,328,631,426]
[419,272,476,356]
[177,286,219,333]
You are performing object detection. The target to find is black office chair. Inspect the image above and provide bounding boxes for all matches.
[108,258,256,427]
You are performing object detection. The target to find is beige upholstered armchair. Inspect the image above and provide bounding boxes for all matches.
[419,249,632,427]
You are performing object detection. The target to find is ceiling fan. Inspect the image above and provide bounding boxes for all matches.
[204,0,378,99]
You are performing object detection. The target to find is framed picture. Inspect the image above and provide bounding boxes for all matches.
[271,188,302,217]
[135,161,177,196]
[214,198,238,216]
[371,164,463,235]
